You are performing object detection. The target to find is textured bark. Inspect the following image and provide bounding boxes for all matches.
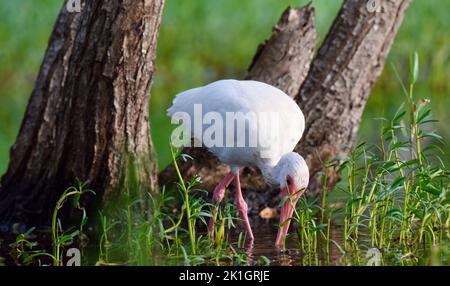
[296,0,412,196]
[246,5,317,98]
[159,6,317,194]
[0,0,164,226]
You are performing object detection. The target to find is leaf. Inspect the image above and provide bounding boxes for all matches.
[384,208,404,219]
[83,189,96,196]
[393,110,406,124]
[313,223,329,231]
[420,132,443,140]
[411,209,424,220]
[277,195,290,208]
[72,192,80,208]
[417,109,431,125]
[390,61,409,98]
[190,256,205,265]
[198,212,212,218]
[179,245,190,266]
[258,256,271,266]
[410,51,419,84]
[390,175,406,189]
[214,220,225,248]
[423,183,441,196]
[419,119,439,125]
[422,144,444,155]
[80,209,88,227]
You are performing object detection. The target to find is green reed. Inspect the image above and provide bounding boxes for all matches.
[279,52,450,265]
[328,53,450,262]
[13,179,93,266]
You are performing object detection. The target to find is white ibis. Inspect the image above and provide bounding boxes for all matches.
[167,79,309,247]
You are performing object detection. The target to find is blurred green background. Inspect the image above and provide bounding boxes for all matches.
[0,0,449,175]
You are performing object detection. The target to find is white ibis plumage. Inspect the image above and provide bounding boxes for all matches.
[167,79,309,247]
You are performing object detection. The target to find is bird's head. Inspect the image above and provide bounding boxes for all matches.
[273,152,309,247]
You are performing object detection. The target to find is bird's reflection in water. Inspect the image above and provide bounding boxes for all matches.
[243,237,294,266]
[155,217,343,266]
[230,217,300,266]
[230,217,344,266]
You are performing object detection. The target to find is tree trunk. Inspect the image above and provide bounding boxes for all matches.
[159,0,412,211]
[296,0,412,196]
[158,6,317,199]
[0,0,164,226]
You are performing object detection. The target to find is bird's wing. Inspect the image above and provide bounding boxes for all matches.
[167,79,249,116]
[167,79,305,164]
[167,80,250,140]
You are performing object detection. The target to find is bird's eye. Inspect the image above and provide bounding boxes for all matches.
[286,177,292,185]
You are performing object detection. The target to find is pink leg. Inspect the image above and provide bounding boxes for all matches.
[233,173,254,242]
[208,172,235,239]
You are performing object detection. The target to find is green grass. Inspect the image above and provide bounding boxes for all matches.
[291,55,450,265]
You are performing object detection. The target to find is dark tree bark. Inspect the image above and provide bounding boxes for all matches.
[0,0,164,226]
[158,6,317,195]
[246,5,317,98]
[160,0,412,210]
[296,0,412,196]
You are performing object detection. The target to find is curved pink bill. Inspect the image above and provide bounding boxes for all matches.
[275,184,304,248]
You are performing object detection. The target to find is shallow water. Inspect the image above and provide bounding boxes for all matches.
[156,217,351,266]
[240,218,450,266]
[2,217,445,266]
[228,218,346,266]
[98,215,386,266]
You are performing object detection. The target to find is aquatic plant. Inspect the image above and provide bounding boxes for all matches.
[13,179,93,266]
[325,53,450,263]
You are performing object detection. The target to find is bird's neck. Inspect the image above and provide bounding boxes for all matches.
[259,162,282,187]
